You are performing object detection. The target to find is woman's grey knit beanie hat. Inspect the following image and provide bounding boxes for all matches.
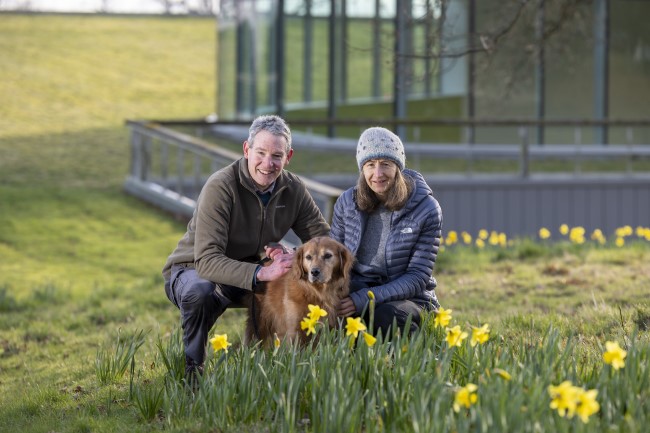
[356,127,406,171]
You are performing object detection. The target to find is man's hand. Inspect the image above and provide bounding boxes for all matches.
[337,296,356,317]
[256,251,293,282]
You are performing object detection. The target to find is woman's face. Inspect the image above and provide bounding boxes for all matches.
[362,159,399,198]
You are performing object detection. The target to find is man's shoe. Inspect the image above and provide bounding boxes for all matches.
[185,356,204,391]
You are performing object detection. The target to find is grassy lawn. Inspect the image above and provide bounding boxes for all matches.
[0,13,239,432]
[0,13,648,433]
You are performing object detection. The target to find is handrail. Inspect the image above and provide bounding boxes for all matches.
[125,118,650,239]
[125,120,344,222]
[150,117,650,127]
[203,121,650,179]
[205,123,650,157]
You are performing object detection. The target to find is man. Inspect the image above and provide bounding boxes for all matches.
[162,115,330,379]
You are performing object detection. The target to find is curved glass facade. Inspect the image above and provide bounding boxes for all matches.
[217,0,650,144]
[217,0,461,139]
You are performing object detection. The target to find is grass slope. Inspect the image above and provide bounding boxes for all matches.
[0,14,241,432]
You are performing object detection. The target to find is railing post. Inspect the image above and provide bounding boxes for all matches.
[413,126,421,171]
[465,125,475,176]
[326,194,337,224]
[573,127,582,175]
[177,147,185,197]
[193,154,202,197]
[130,126,150,182]
[161,141,169,187]
[129,126,140,179]
[142,134,152,182]
[519,126,530,178]
[626,126,634,174]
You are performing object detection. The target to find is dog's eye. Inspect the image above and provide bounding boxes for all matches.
[305,254,312,261]
[323,253,332,259]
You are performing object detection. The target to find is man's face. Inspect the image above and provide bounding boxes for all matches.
[243,130,293,190]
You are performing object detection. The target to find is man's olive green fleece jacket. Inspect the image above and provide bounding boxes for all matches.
[162,158,330,290]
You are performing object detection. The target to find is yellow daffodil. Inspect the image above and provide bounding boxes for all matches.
[539,227,551,239]
[273,334,281,348]
[603,341,627,370]
[591,228,603,238]
[549,381,600,422]
[209,334,231,353]
[591,229,606,244]
[615,237,625,247]
[461,231,472,244]
[363,332,377,347]
[548,381,580,418]
[445,325,468,347]
[470,324,490,347]
[575,389,600,423]
[569,226,585,244]
[307,304,328,321]
[446,230,458,245]
[493,368,512,381]
[453,383,478,412]
[559,224,569,235]
[488,231,500,246]
[615,225,633,237]
[300,316,318,336]
[476,238,485,248]
[345,317,367,338]
[367,290,375,300]
[434,307,452,328]
[478,229,488,240]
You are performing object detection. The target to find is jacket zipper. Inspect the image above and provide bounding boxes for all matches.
[254,184,288,254]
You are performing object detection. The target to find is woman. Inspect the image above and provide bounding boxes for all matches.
[331,127,442,337]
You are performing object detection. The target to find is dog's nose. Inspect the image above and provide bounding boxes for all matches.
[310,268,320,277]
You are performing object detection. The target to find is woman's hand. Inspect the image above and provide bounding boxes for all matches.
[337,296,356,317]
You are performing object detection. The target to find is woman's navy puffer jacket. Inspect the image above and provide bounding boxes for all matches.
[330,169,442,313]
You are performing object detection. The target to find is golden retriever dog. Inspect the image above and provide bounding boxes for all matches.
[245,236,354,347]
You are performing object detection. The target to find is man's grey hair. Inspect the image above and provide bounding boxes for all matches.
[247,115,292,154]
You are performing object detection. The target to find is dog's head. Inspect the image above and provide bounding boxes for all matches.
[292,237,354,296]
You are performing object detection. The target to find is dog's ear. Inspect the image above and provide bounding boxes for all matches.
[337,243,355,280]
[290,244,307,280]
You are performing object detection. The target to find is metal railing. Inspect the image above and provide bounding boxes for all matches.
[125,116,650,214]
[124,120,344,222]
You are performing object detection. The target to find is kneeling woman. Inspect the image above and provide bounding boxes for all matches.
[331,127,443,337]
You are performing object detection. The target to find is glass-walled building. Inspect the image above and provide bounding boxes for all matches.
[216,0,650,144]
[217,0,466,142]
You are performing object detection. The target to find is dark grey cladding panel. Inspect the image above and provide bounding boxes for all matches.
[426,175,650,238]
